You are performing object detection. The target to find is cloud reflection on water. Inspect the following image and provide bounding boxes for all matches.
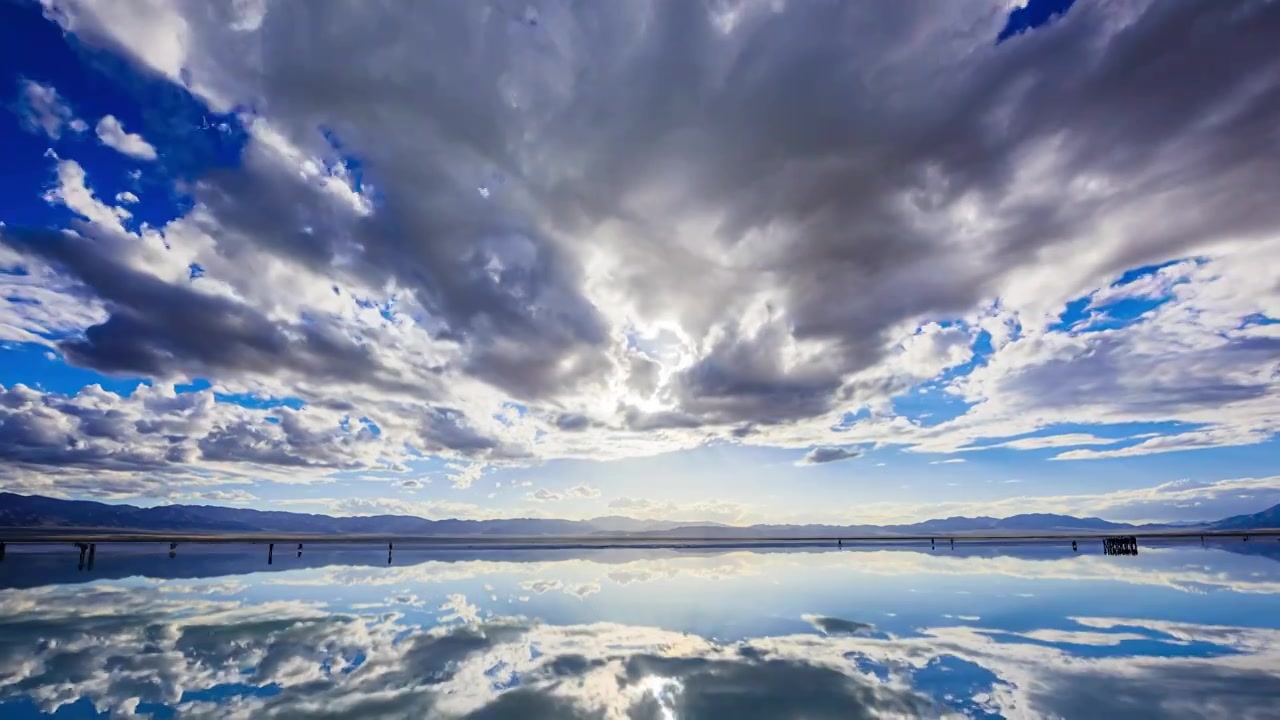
[0,543,1278,718]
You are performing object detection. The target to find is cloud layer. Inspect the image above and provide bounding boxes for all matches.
[2,0,1278,507]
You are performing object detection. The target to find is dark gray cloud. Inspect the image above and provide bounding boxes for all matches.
[805,615,876,636]
[201,0,1280,419]
[0,383,365,482]
[978,332,1280,418]
[553,413,591,432]
[1030,663,1280,720]
[0,227,433,396]
[11,0,1280,476]
[0,381,525,490]
[799,447,863,466]
[623,654,936,719]
[0,384,196,474]
[672,321,846,425]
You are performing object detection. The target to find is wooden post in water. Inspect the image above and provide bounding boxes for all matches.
[0,541,6,562]
[268,543,274,565]
[1072,540,1077,552]
[76,542,87,571]
[87,543,96,570]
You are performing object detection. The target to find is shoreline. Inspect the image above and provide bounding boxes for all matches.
[2,528,1277,547]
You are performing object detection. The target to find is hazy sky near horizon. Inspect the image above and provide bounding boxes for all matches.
[2,0,1279,525]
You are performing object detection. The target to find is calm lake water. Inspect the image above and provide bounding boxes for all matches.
[2,540,1279,718]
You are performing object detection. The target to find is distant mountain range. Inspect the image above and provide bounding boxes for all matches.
[0,492,1277,537]
[1206,504,1280,531]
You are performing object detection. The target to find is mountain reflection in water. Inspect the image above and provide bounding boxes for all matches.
[1,541,1279,719]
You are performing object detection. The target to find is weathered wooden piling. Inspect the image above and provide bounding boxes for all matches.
[268,543,274,565]
[1072,540,1077,552]
[0,541,6,561]
[87,543,96,570]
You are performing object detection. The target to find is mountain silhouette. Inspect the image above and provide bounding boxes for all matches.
[2,492,1276,537]
[1208,504,1280,531]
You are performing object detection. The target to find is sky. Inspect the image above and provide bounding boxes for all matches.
[0,0,1278,526]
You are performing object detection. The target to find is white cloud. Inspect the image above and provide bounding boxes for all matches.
[607,497,750,524]
[962,433,1136,451]
[445,462,486,489]
[436,593,480,624]
[568,582,601,598]
[527,483,600,502]
[42,158,132,232]
[608,497,657,511]
[115,190,140,204]
[193,489,258,503]
[529,488,562,502]
[896,323,973,380]
[13,79,85,139]
[520,579,564,594]
[95,114,158,160]
[323,497,507,520]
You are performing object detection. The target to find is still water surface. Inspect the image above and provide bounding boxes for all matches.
[1,540,1279,718]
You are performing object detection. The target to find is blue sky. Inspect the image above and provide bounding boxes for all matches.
[1,0,1278,525]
